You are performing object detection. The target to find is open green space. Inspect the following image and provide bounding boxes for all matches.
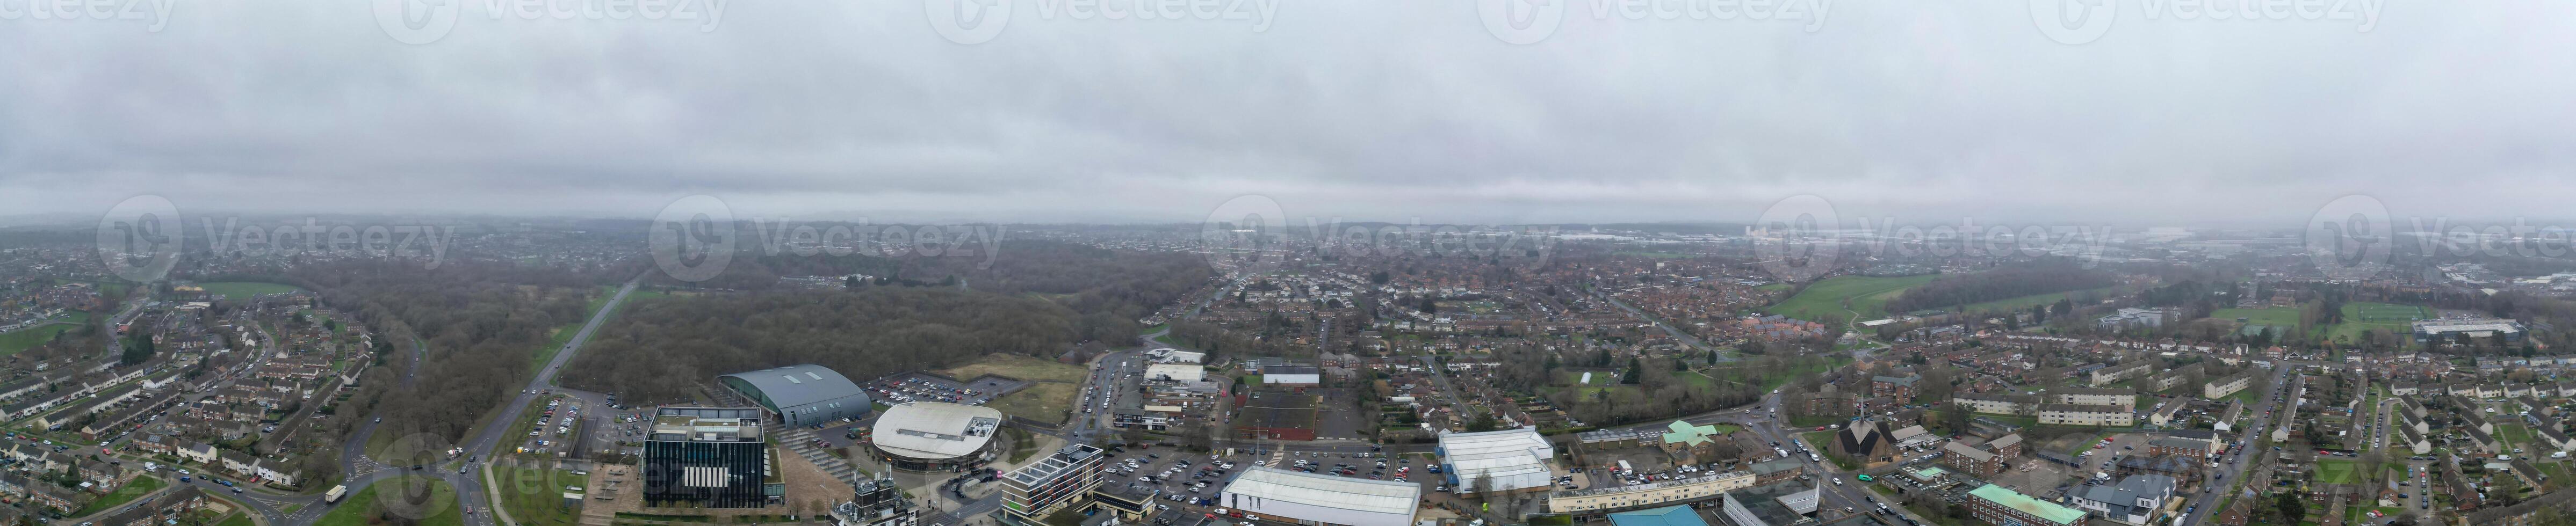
[940,353,1087,383]
[214,513,256,526]
[314,476,461,526]
[942,354,1086,423]
[2211,306,2303,327]
[1766,275,1939,327]
[72,474,167,516]
[2318,302,2425,343]
[197,282,305,299]
[2314,459,2367,484]
[492,464,588,526]
[0,311,88,357]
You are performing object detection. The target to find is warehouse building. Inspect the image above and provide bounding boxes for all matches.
[718,364,872,428]
[1437,428,1557,494]
[1221,466,1422,526]
[871,402,1004,471]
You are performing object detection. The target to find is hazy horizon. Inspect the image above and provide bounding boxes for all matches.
[6,2,2571,227]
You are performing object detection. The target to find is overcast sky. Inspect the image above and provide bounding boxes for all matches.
[1,1,2568,227]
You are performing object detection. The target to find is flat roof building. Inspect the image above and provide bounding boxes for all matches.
[641,407,780,508]
[1222,466,1422,526]
[998,444,1107,526]
[1967,484,2088,526]
[1438,428,1556,494]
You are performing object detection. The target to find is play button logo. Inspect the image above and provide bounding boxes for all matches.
[1476,0,1563,45]
[927,0,1013,45]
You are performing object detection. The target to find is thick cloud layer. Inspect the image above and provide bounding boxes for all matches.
[1,1,2568,226]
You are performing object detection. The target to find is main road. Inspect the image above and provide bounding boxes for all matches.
[301,274,645,526]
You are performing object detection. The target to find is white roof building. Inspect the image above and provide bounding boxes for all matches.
[1222,467,1421,526]
[1437,429,1556,493]
[1144,363,1203,383]
[871,402,1004,461]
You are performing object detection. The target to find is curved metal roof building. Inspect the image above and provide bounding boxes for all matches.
[717,364,871,428]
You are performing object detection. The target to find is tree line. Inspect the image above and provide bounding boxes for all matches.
[1882,261,2116,315]
[558,287,1091,403]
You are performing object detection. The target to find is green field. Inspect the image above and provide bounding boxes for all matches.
[2320,302,2426,342]
[214,513,255,526]
[2211,306,2303,327]
[0,311,88,357]
[1766,275,1939,327]
[2211,302,2427,344]
[72,475,166,516]
[942,354,1086,423]
[492,464,588,526]
[314,476,461,526]
[2314,459,2368,484]
[197,282,304,299]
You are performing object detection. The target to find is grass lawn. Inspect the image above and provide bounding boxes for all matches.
[314,476,461,526]
[2211,306,2303,328]
[2314,459,2367,484]
[940,354,1087,384]
[197,282,305,299]
[985,383,1076,425]
[0,314,86,357]
[1766,275,1939,327]
[214,513,255,526]
[492,464,588,526]
[2316,302,2426,343]
[74,475,167,516]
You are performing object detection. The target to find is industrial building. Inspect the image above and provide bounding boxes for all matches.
[1967,484,2088,526]
[1437,428,1556,494]
[718,364,872,428]
[1221,466,1422,526]
[2414,319,2526,343]
[870,402,1004,471]
[640,407,781,508]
